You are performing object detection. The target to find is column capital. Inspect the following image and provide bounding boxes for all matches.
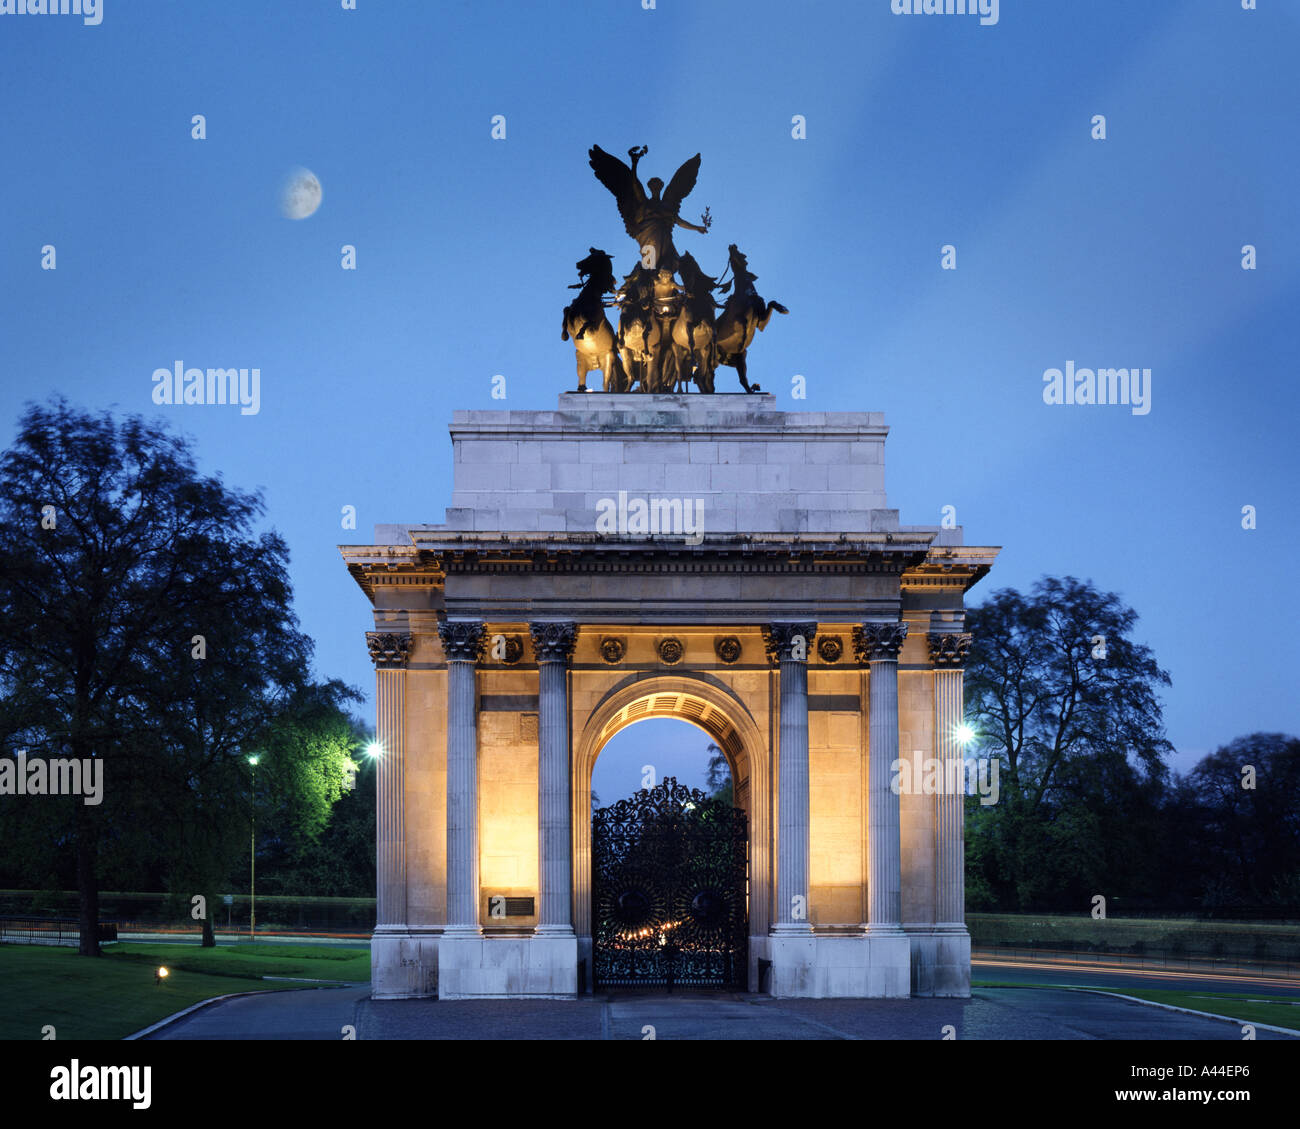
[929,632,973,669]
[438,620,485,662]
[366,631,413,670]
[528,621,578,663]
[762,621,818,664]
[853,621,909,662]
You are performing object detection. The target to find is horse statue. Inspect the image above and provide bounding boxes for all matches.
[614,265,674,392]
[668,251,721,393]
[714,243,788,393]
[561,248,628,392]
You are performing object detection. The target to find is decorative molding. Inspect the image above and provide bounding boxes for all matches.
[366,631,412,669]
[762,622,818,664]
[715,636,742,664]
[657,637,685,665]
[529,621,578,663]
[928,632,972,669]
[816,636,843,664]
[437,620,485,662]
[853,622,909,662]
[600,636,626,664]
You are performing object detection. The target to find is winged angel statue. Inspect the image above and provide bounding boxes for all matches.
[561,145,787,394]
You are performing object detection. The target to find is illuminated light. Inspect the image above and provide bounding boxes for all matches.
[365,742,383,760]
[155,966,169,986]
[953,723,976,747]
[247,755,260,766]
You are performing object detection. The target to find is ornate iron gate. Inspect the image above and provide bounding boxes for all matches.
[592,777,748,991]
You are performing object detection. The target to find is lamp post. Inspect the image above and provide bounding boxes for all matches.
[247,754,259,940]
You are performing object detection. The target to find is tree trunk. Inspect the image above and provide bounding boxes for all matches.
[201,898,216,947]
[76,801,101,957]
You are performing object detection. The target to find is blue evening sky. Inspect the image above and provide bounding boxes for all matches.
[2,1,1296,793]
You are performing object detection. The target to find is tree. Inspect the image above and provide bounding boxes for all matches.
[705,743,733,805]
[1172,733,1300,911]
[0,398,324,954]
[963,576,1173,911]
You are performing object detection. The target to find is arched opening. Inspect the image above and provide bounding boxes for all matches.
[572,674,771,992]
[591,717,733,810]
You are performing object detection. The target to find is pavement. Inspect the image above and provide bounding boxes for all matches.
[143,984,1300,1041]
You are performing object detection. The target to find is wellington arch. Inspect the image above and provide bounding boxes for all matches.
[341,392,999,999]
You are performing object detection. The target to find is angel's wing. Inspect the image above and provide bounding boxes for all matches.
[589,145,645,239]
[662,153,702,214]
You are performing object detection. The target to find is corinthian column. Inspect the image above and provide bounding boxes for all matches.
[854,621,909,935]
[368,632,412,929]
[529,621,578,935]
[764,622,817,933]
[439,620,484,936]
[930,633,972,929]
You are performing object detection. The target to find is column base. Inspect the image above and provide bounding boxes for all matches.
[759,931,910,998]
[533,924,576,937]
[437,933,578,999]
[371,927,440,999]
[906,923,971,997]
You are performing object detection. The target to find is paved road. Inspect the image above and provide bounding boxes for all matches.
[146,985,1299,1040]
[974,955,1300,997]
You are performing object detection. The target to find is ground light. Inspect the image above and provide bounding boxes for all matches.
[154,966,169,987]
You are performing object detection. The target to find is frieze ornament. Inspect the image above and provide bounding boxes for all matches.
[762,622,818,664]
[600,636,626,664]
[715,636,742,664]
[437,620,485,662]
[817,636,843,664]
[853,622,910,662]
[529,621,579,663]
[657,637,685,665]
[366,631,412,670]
[928,632,973,669]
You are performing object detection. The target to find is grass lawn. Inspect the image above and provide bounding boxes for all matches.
[0,941,370,1040]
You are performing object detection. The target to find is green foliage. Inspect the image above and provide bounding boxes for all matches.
[0,399,361,951]
[963,576,1172,912]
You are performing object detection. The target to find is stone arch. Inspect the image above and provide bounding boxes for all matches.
[571,672,771,962]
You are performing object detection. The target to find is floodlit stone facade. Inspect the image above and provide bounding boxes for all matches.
[342,393,997,999]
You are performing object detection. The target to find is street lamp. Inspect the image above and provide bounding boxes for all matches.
[247,754,259,941]
[364,741,383,760]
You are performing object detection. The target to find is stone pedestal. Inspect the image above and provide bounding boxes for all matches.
[437,934,578,999]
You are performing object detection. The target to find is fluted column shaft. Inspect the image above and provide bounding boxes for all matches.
[931,633,972,927]
[440,621,484,935]
[856,622,908,935]
[368,632,412,928]
[765,623,817,933]
[530,622,578,934]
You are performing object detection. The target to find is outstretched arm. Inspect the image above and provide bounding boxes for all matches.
[676,217,709,234]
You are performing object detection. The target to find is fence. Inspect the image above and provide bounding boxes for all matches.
[0,916,118,946]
